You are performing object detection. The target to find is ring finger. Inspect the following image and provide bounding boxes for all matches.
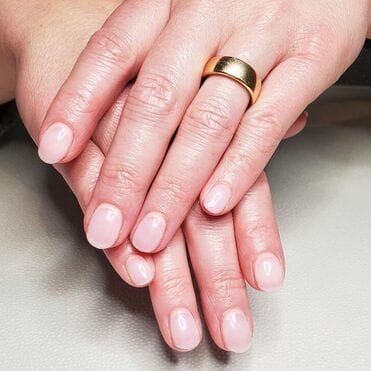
[184,204,253,353]
[234,172,285,292]
[131,31,285,253]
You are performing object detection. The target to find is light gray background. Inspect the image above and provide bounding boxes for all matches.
[0,87,370,370]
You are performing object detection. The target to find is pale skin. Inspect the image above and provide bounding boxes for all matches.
[1,0,370,353]
[34,0,370,257]
[0,0,308,353]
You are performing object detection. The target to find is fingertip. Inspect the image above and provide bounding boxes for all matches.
[125,254,155,287]
[104,243,155,288]
[222,308,253,353]
[169,308,202,352]
[86,203,123,250]
[38,122,73,164]
[283,111,308,139]
[201,183,232,216]
[131,212,167,253]
[252,252,285,293]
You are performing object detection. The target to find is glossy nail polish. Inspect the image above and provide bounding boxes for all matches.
[170,308,200,351]
[254,252,284,292]
[132,212,166,253]
[222,308,252,353]
[203,184,232,214]
[126,255,152,286]
[38,123,73,164]
[86,203,123,249]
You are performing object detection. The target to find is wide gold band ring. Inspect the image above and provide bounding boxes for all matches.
[202,56,261,105]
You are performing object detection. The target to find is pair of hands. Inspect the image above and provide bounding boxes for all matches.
[1,0,288,353]
[1,0,370,353]
[37,0,369,256]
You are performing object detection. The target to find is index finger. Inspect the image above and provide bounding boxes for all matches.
[38,0,169,164]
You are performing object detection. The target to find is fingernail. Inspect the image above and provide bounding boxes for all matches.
[254,252,284,292]
[222,308,252,353]
[170,308,200,351]
[86,203,123,249]
[126,255,153,287]
[203,184,231,214]
[132,212,166,253]
[38,123,73,164]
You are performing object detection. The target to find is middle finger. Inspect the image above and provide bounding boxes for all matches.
[84,5,218,250]
[131,27,283,253]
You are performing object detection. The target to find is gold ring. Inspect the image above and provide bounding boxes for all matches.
[202,56,261,105]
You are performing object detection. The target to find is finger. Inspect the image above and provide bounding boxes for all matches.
[93,93,202,347]
[92,84,132,154]
[283,111,308,139]
[234,173,285,292]
[184,204,253,353]
[149,230,202,352]
[84,7,219,250]
[56,125,154,288]
[58,86,131,209]
[38,0,170,164]
[201,55,334,216]
[131,33,283,253]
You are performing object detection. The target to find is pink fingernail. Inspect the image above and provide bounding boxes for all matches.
[203,184,231,214]
[254,252,284,292]
[222,308,252,353]
[126,255,153,287]
[38,123,73,164]
[86,203,123,249]
[132,212,166,253]
[170,308,200,351]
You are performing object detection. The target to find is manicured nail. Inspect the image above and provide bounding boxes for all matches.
[254,252,284,292]
[38,123,73,164]
[126,255,153,287]
[170,308,200,351]
[132,212,166,253]
[86,203,123,249]
[203,184,232,214]
[222,308,252,353]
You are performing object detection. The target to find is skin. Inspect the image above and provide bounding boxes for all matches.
[36,0,370,255]
[0,0,306,352]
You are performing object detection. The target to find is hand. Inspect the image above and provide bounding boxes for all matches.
[37,0,369,254]
[3,0,295,352]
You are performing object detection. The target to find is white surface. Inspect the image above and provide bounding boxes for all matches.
[0,90,370,370]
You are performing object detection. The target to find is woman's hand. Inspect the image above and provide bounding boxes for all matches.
[2,0,291,352]
[37,0,369,253]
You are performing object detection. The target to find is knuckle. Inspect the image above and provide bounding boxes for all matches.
[160,268,189,299]
[238,107,284,158]
[125,71,179,121]
[244,217,271,242]
[154,175,190,206]
[205,268,245,307]
[182,96,233,143]
[291,22,337,67]
[88,28,137,70]
[63,87,96,117]
[100,159,145,196]
[248,1,291,33]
